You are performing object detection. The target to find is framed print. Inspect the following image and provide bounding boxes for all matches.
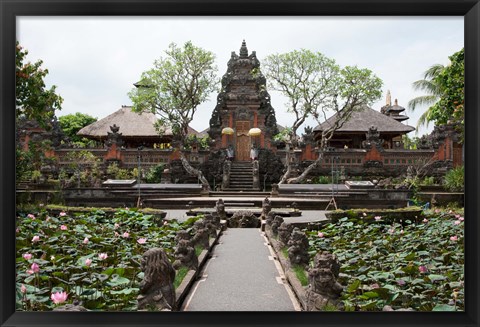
[1,0,479,326]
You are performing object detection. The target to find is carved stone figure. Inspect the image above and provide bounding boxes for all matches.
[192,219,210,249]
[137,248,176,311]
[277,222,294,246]
[265,211,275,227]
[287,228,309,267]
[305,252,343,311]
[105,124,124,147]
[271,216,284,237]
[173,231,198,271]
[261,197,272,219]
[227,210,260,228]
[203,214,218,238]
[215,198,227,221]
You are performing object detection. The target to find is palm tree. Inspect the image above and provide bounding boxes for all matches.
[408,64,445,129]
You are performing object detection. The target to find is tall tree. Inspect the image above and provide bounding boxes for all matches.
[128,41,218,189]
[408,48,464,132]
[263,50,382,184]
[16,41,63,128]
[58,112,97,144]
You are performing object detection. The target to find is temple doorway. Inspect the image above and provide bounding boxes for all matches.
[235,121,251,161]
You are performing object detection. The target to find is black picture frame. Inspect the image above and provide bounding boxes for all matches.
[1,1,478,326]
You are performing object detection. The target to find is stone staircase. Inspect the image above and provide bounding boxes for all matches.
[225,161,259,191]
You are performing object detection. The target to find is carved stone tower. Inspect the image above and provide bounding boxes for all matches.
[209,40,278,161]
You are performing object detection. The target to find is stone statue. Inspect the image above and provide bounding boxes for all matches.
[265,211,275,227]
[215,198,227,221]
[277,222,294,246]
[261,197,272,219]
[137,248,176,311]
[305,252,344,311]
[192,219,210,249]
[271,216,284,237]
[227,210,260,228]
[203,214,218,238]
[173,231,198,271]
[287,228,309,267]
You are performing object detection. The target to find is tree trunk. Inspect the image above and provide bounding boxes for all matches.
[278,147,292,185]
[179,151,210,191]
[287,151,325,184]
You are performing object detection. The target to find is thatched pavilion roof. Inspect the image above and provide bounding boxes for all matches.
[313,105,415,134]
[77,106,199,139]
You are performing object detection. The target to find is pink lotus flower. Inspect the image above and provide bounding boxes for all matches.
[83,237,89,244]
[388,228,395,234]
[59,211,67,217]
[114,223,120,229]
[419,265,428,273]
[370,283,380,289]
[362,212,367,217]
[400,230,404,234]
[423,218,428,223]
[98,253,108,260]
[137,238,147,244]
[435,209,441,213]
[454,220,461,225]
[23,253,32,260]
[27,262,40,275]
[317,232,324,238]
[21,284,27,294]
[397,279,406,286]
[122,232,130,238]
[51,291,68,304]
[27,214,35,220]
[85,258,92,267]
[46,216,51,222]
[459,217,464,221]
[163,220,168,226]
[32,235,40,243]
[16,228,20,233]
[455,214,461,219]
[114,232,119,237]
[450,236,458,241]
[125,207,129,210]
[60,225,68,230]
[374,216,382,221]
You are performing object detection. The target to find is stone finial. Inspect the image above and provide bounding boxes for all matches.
[394,98,398,106]
[239,40,248,58]
[386,90,391,106]
[137,248,176,311]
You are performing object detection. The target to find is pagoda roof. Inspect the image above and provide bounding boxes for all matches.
[313,105,415,134]
[77,106,198,138]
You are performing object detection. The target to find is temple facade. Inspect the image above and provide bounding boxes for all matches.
[208,40,279,161]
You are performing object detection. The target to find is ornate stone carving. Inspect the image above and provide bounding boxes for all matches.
[305,252,343,311]
[192,220,210,249]
[173,231,198,271]
[215,198,227,221]
[227,210,260,228]
[137,248,176,311]
[287,228,309,267]
[277,222,294,246]
[203,214,218,238]
[363,125,383,150]
[271,216,284,237]
[265,211,275,227]
[261,197,272,219]
[105,124,124,147]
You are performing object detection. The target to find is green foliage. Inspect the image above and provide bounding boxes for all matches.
[185,135,211,150]
[402,134,421,150]
[16,42,63,128]
[312,175,332,184]
[15,208,196,311]
[144,164,164,183]
[106,162,134,180]
[408,48,464,138]
[64,151,102,188]
[292,265,308,286]
[443,166,464,192]
[308,209,464,311]
[129,41,218,141]
[58,113,97,144]
[173,266,190,289]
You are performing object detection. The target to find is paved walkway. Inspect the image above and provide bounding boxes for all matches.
[182,228,300,311]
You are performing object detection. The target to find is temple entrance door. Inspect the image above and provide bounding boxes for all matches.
[236,121,251,161]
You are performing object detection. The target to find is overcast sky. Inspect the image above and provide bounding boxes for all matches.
[17,16,463,136]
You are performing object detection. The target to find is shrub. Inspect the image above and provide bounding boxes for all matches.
[443,166,464,192]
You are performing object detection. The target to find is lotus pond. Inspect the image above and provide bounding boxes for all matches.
[307,208,465,311]
[15,208,200,311]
